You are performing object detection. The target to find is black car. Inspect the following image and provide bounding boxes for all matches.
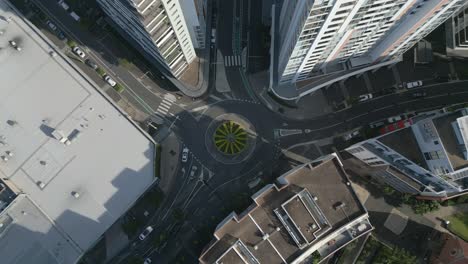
[412,91,427,98]
[85,59,98,70]
[57,31,66,40]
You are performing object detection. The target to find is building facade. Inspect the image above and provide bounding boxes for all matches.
[446,2,468,57]
[96,0,200,78]
[346,108,468,199]
[273,0,465,99]
[199,154,373,264]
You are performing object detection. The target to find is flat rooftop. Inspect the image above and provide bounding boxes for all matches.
[200,156,371,264]
[433,112,468,171]
[378,127,427,169]
[0,1,155,262]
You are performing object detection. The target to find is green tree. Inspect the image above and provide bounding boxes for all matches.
[66,39,77,48]
[113,83,125,93]
[96,67,106,77]
[374,246,417,264]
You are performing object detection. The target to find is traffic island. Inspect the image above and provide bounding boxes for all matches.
[205,113,257,164]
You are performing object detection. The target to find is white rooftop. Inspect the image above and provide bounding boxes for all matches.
[0,1,156,263]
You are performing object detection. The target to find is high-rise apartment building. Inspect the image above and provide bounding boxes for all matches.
[271,0,465,100]
[97,0,202,78]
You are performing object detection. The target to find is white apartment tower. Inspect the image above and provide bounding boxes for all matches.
[97,0,201,78]
[275,0,465,98]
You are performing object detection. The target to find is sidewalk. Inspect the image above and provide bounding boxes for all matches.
[248,70,333,120]
[158,131,181,194]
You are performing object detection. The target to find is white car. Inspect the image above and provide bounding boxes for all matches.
[342,130,360,141]
[138,226,153,241]
[387,115,402,123]
[358,93,373,102]
[181,148,189,163]
[406,80,423,89]
[143,258,152,264]
[72,46,85,58]
[104,75,117,87]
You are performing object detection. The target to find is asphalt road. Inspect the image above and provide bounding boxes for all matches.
[15,0,468,263]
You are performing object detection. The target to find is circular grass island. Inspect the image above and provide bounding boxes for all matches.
[213,121,248,155]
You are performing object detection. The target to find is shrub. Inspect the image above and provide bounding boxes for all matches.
[118,58,132,68]
[113,83,125,93]
[66,39,77,48]
[96,67,106,77]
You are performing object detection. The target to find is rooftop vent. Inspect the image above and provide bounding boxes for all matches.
[37,181,45,189]
[1,156,8,162]
[5,151,12,157]
[71,191,80,199]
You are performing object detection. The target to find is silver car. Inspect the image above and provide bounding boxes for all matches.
[138,226,153,241]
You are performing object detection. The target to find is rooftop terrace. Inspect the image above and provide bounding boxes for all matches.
[199,156,372,264]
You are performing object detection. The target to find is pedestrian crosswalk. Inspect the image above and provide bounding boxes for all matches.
[155,94,176,117]
[224,55,241,67]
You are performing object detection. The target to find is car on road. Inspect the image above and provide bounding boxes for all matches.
[104,75,117,87]
[138,226,153,240]
[412,91,427,98]
[358,93,373,102]
[406,80,423,89]
[46,20,57,31]
[72,46,85,58]
[387,115,402,123]
[85,59,98,70]
[143,258,152,264]
[342,130,360,141]
[181,147,189,163]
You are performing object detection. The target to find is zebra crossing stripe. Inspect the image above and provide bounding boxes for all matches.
[159,105,170,112]
[157,108,169,114]
[161,101,172,107]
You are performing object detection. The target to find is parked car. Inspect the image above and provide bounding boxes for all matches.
[189,166,198,180]
[85,59,98,70]
[369,121,385,128]
[57,31,66,40]
[358,93,373,102]
[181,147,189,163]
[342,130,360,141]
[406,80,423,89]
[138,226,153,240]
[46,20,57,31]
[412,91,427,98]
[104,75,117,87]
[143,258,152,264]
[72,46,85,58]
[387,115,402,123]
[70,11,81,22]
[57,0,69,11]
